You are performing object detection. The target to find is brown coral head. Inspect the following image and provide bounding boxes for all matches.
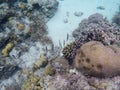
[74,41,120,78]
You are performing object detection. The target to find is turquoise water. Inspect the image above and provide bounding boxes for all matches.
[0,0,120,89]
[47,0,120,46]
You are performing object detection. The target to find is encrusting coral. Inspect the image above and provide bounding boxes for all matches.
[74,41,120,77]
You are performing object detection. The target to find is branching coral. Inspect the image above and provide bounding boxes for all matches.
[62,41,80,65]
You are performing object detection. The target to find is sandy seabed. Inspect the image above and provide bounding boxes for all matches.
[47,0,120,46]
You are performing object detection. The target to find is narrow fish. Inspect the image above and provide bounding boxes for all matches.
[45,46,48,52]
[63,40,65,46]
[66,33,69,41]
[59,40,62,49]
[51,44,54,51]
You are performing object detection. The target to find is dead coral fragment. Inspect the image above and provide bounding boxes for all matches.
[2,42,14,56]
[33,53,48,70]
[74,41,120,77]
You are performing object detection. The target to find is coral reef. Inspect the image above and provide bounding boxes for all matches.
[74,41,120,77]
[46,72,120,90]
[28,14,48,42]
[27,0,59,19]
[0,4,16,24]
[63,13,120,64]
[0,0,58,53]
[73,13,120,45]
[0,0,59,89]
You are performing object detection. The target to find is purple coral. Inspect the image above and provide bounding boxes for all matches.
[73,13,120,45]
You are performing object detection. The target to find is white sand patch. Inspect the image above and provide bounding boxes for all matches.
[47,0,120,46]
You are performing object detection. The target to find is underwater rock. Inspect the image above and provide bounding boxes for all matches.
[63,14,120,64]
[63,18,68,23]
[74,11,83,17]
[0,8,16,24]
[0,0,17,4]
[52,57,69,74]
[96,6,105,10]
[74,41,120,77]
[0,70,26,90]
[0,64,20,80]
